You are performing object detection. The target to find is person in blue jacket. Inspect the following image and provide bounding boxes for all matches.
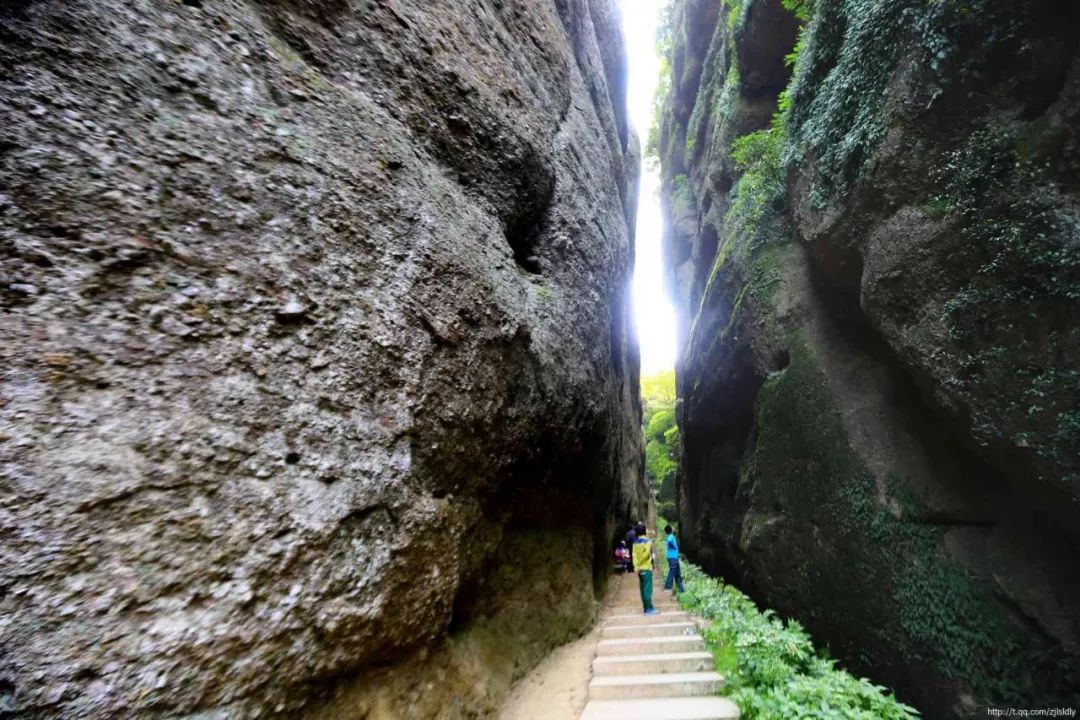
[663,524,685,594]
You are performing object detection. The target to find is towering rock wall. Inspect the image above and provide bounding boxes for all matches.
[659,0,1080,716]
[0,0,646,717]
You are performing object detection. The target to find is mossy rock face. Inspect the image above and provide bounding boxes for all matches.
[741,334,1072,710]
[659,0,1080,715]
[788,0,1080,504]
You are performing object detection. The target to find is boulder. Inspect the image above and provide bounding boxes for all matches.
[0,0,646,716]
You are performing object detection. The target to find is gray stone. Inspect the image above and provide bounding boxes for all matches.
[0,0,647,717]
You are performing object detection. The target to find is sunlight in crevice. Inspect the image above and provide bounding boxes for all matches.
[620,0,677,376]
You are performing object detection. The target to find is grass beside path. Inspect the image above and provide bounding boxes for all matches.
[676,562,920,719]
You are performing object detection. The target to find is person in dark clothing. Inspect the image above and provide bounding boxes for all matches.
[625,523,637,548]
[614,541,632,573]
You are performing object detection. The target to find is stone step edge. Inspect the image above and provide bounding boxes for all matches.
[592,651,714,664]
[595,637,708,655]
[604,622,695,632]
[589,671,725,687]
[607,611,688,620]
[598,635,704,645]
[580,696,741,720]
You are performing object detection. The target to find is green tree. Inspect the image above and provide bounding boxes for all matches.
[641,369,676,417]
[641,370,679,500]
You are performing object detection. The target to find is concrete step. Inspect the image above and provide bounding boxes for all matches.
[592,651,714,676]
[603,622,697,639]
[615,593,680,602]
[581,696,741,719]
[607,612,689,626]
[588,671,725,700]
[613,596,680,603]
[611,603,681,614]
[597,635,706,656]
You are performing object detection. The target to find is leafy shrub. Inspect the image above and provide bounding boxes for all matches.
[725,126,789,257]
[645,437,677,489]
[731,129,782,176]
[646,407,676,441]
[641,369,676,409]
[781,0,811,21]
[679,563,920,719]
[642,370,679,493]
[657,499,677,521]
[779,0,1037,199]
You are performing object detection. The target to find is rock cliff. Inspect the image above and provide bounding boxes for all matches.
[658,0,1080,715]
[0,0,645,717]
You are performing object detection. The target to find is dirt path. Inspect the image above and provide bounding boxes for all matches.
[498,573,632,720]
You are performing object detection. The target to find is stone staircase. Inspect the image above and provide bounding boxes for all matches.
[579,574,740,719]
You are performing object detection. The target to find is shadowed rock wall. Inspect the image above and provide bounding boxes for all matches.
[0,0,646,716]
[659,0,1080,716]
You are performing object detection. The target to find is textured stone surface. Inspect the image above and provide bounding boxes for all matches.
[0,0,646,717]
[659,0,1080,716]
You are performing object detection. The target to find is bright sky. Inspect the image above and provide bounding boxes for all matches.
[619,0,677,375]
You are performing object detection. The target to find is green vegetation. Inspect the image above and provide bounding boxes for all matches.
[679,562,920,719]
[534,284,553,304]
[695,0,801,315]
[671,173,692,203]
[697,114,792,329]
[678,0,1080,487]
[641,369,676,408]
[641,370,678,518]
[782,0,910,193]
[656,514,677,537]
[728,126,786,248]
[646,407,677,490]
[780,0,810,21]
[719,0,758,36]
[676,0,803,372]
[936,129,1078,311]
[714,65,740,122]
[779,0,1053,200]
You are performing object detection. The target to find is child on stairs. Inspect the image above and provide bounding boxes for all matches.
[631,523,659,615]
[663,524,685,594]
